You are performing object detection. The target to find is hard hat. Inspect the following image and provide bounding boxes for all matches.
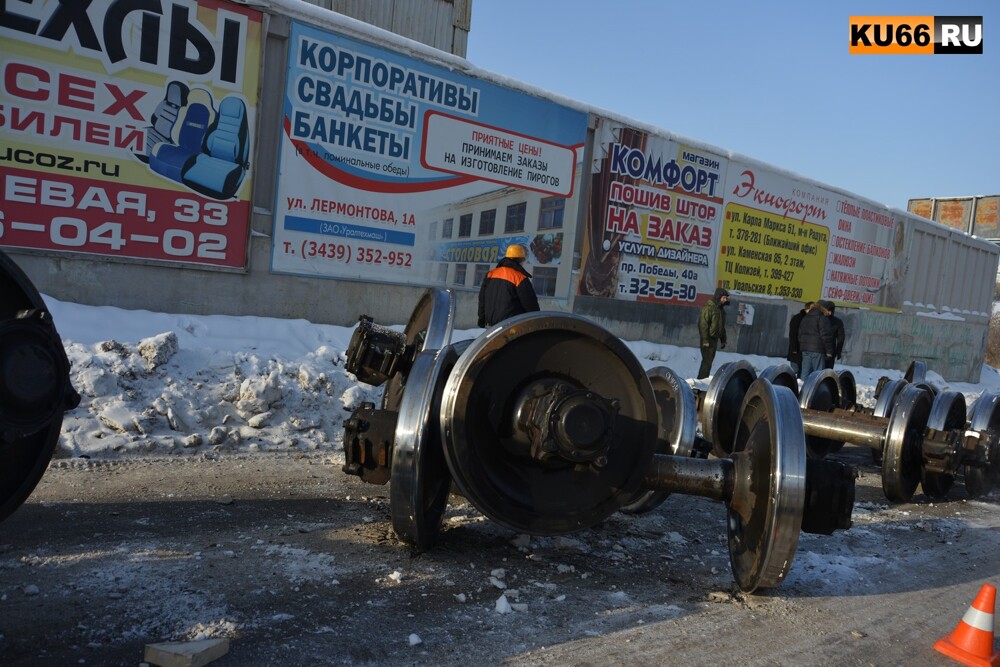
[505,244,527,260]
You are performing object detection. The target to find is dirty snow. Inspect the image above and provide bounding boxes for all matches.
[20,293,1000,646]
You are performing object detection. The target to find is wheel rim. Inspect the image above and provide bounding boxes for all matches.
[440,313,657,534]
[728,380,806,593]
[619,366,697,515]
[389,341,468,549]
[921,391,966,498]
[881,385,932,502]
[759,364,799,398]
[703,360,756,457]
[799,369,841,459]
[382,288,455,411]
[0,250,77,523]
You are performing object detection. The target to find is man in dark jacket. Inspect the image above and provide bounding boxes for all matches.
[697,287,729,379]
[478,244,540,327]
[786,301,814,378]
[824,302,846,369]
[797,300,835,379]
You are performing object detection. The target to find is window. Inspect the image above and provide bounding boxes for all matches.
[538,197,565,230]
[442,218,454,238]
[453,263,467,286]
[429,221,438,240]
[437,263,448,283]
[458,213,472,237]
[473,263,490,287]
[533,267,558,297]
[479,209,496,235]
[504,202,526,233]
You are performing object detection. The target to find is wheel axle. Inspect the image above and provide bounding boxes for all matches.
[340,291,857,593]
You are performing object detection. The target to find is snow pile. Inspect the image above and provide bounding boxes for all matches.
[43,294,1000,461]
[55,315,378,459]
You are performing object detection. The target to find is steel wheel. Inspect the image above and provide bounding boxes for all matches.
[703,360,757,457]
[921,391,966,498]
[759,364,799,398]
[381,288,455,411]
[389,341,468,550]
[799,370,841,459]
[903,360,927,384]
[881,385,933,502]
[440,313,657,535]
[727,380,806,593]
[619,366,697,515]
[837,370,857,410]
[965,391,1000,498]
[0,250,79,522]
[869,379,906,465]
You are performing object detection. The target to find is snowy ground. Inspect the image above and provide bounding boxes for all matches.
[43,294,1000,462]
[2,295,999,665]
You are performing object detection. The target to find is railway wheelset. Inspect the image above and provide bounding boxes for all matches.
[0,250,80,523]
[698,360,1000,503]
[341,289,856,593]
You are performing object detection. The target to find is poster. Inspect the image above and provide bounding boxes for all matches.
[722,163,905,311]
[0,0,261,268]
[271,22,587,295]
[578,120,727,306]
[578,119,907,314]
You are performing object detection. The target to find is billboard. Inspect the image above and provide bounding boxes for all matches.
[0,0,262,269]
[578,120,727,306]
[271,22,587,294]
[579,119,906,312]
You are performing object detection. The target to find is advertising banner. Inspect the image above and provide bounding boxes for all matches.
[271,22,587,292]
[0,0,262,269]
[578,119,905,313]
[722,164,904,311]
[578,120,727,306]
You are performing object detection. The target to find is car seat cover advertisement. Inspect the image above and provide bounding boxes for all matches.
[0,0,262,269]
[271,21,587,287]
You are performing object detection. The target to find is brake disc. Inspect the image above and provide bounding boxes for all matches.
[389,340,469,550]
[381,288,455,411]
[965,391,1000,498]
[881,385,933,502]
[798,369,843,459]
[619,366,697,515]
[439,313,656,535]
[702,360,757,457]
[727,379,806,593]
[921,391,967,498]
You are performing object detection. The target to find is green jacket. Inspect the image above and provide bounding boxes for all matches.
[698,299,727,347]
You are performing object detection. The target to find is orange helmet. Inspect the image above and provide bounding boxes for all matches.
[505,244,527,260]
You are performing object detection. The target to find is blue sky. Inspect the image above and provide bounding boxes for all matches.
[466,2,998,211]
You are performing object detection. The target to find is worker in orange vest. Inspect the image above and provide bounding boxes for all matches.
[478,244,540,327]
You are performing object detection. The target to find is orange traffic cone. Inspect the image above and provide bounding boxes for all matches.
[934,583,1000,667]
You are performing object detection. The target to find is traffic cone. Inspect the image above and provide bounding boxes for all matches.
[934,583,1000,667]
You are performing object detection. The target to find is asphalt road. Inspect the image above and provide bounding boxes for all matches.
[1,448,998,667]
